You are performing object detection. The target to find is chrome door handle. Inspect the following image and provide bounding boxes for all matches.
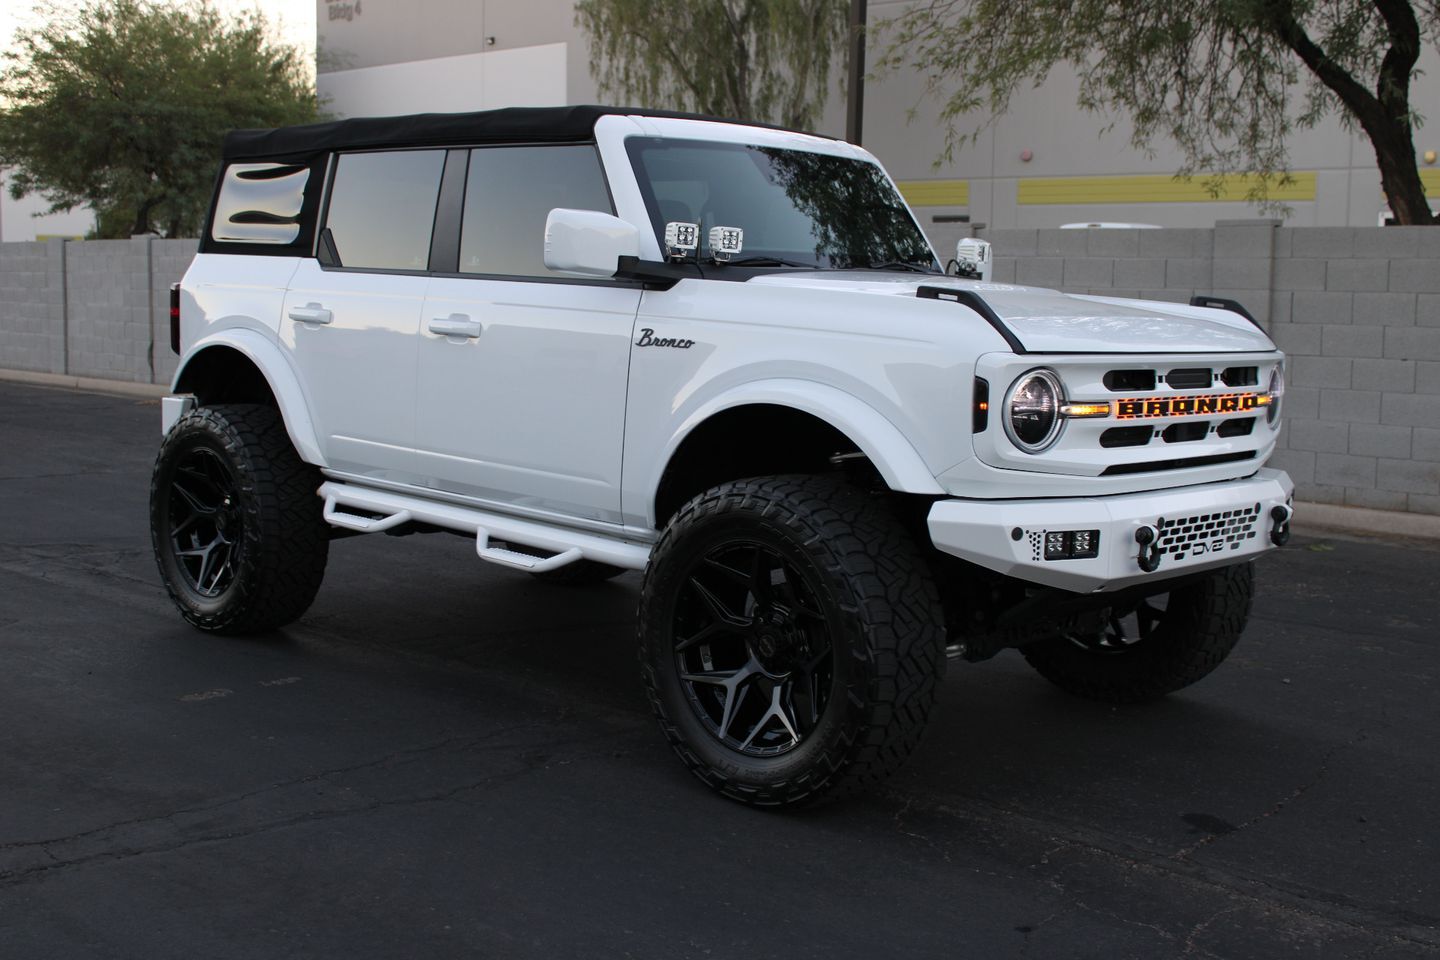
[288,303,332,325]
[428,315,482,339]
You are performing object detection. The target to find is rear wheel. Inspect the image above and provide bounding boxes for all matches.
[150,403,328,634]
[638,475,946,806]
[1022,562,1254,703]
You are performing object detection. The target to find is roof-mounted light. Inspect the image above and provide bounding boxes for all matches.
[708,226,743,263]
[663,221,699,262]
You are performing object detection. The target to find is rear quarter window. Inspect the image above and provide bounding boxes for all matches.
[210,162,311,244]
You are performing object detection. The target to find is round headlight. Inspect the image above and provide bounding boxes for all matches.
[1267,363,1284,426]
[1005,369,1064,452]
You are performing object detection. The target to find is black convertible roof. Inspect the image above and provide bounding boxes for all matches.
[222,104,814,161]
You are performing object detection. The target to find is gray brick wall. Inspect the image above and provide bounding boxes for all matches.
[4,230,1440,514]
[0,240,65,374]
[971,222,1440,516]
[0,238,195,386]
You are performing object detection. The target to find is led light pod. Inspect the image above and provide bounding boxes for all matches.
[663,221,699,261]
[708,225,743,262]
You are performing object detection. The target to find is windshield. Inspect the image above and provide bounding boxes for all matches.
[626,137,939,271]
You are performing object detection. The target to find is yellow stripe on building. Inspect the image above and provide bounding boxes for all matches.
[1016,172,1317,205]
[1422,168,1440,198]
[895,179,969,207]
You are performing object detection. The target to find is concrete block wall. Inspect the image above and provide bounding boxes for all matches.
[151,239,200,386]
[0,238,196,386]
[65,239,156,383]
[0,240,66,374]
[976,223,1440,515]
[3,230,1438,514]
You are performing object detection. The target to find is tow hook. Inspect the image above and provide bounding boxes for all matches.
[1270,504,1293,546]
[1135,524,1162,572]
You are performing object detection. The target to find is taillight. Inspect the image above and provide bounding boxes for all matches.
[169,283,181,354]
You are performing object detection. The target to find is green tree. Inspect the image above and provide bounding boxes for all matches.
[575,0,848,131]
[881,1,1440,224]
[0,0,319,238]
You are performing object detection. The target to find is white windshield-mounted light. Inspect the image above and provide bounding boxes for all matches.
[954,238,993,281]
[708,226,743,263]
[663,221,699,262]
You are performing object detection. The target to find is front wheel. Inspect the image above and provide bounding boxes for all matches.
[638,475,946,807]
[1022,562,1255,703]
[150,403,329,634]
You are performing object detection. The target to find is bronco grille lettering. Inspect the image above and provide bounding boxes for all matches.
[1116,392,1268,420]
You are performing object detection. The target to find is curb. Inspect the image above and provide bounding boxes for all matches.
[2,366,1436,542]
[1293,501,1440,543]
[0,368,168,400]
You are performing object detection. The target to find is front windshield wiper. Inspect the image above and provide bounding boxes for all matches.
[722,256,815,268]
[863,260,941,274]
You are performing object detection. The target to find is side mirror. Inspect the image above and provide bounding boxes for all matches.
[544,208,640,277]
[954,237,993,281]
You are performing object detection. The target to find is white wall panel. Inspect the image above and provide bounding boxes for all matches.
[318,43,567,118]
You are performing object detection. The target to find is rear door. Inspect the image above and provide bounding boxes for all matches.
[415,143,641,525]
[279,149,445,482]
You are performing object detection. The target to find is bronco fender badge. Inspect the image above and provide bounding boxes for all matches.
[635,327,695,349]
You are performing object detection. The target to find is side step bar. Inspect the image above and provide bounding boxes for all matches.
[317,481,651,572]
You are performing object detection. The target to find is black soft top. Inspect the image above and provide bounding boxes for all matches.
[222,104,813,161]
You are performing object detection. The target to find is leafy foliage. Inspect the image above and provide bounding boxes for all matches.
[879,0,1440,224]
[0,0,319,237]
[575,0,848,131]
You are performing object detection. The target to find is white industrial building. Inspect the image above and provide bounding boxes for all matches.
[315,0,1440,230]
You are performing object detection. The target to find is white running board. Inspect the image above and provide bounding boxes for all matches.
[318,481,651,571]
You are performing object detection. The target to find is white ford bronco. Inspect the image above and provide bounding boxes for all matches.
[153,106,1293,806]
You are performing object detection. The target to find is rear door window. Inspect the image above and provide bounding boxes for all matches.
[324,150,446,271]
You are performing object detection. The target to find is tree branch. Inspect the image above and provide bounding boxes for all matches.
[1261,1,1384,132]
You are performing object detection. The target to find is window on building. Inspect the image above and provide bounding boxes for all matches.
[458,145,612,277]
[325,150,446,271]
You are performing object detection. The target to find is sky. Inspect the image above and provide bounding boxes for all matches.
[0,0,316,62]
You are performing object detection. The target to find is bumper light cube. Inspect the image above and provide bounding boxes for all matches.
[1043,529,1101,561]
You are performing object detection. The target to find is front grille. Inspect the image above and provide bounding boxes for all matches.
[1104,369,1156,391]
[1164,367,1212,389]
[1161,421,1209,444]
[1101,452,1255,475]
[1220,366,1258,387]
[1217,417,1256,438]
[1100,425,1152,448]
[1157,504,1262,560]
[974,352,1279,479]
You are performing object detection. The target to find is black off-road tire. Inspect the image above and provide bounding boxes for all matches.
[150,403,329,634]
[1022,562,1254,703]
[638,475,947,807]
[530,559,627,585]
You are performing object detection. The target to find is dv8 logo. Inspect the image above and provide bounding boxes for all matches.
[1178,537,1226,559]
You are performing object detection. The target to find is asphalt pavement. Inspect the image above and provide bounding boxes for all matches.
[1,379,1437,959]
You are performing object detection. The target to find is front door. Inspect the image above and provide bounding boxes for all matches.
[413,144,640,525]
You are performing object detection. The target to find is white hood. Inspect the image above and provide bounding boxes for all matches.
[745,273,1276,354]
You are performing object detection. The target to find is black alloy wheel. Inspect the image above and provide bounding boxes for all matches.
[165,446,244,599]
[1023,562,1254,703]
[639,475,946,807]
[672,538,836,757]
[150,403,329,634]
[1059,594,1169,655]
